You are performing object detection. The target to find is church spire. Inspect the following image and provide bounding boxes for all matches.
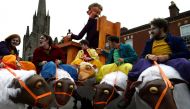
[34,11,36,16]
[26,26,30,36]
[47,10,49,16]
[37,0,46,16]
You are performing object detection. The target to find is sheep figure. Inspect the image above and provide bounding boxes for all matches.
[134,64,190,109]
[0,68,52,109]
[93,71,128,109]
[73,62,98,109]
[46,68,76,108]
[104,64,190,109]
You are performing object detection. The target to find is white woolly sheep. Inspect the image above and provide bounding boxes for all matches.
[0,68,52,109]
[136,64,183,90]
[134,64,190,109]
[47,68,76,108]
[93,71,128,109]
[105,64,190,109]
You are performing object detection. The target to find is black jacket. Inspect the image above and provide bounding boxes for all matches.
[71,18,99,48]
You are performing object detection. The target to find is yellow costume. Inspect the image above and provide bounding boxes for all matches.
[152,38,172,55]
[71,49,102,69]
[96,63,132,82]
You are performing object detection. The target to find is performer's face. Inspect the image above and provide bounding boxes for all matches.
[150,25,162,39]
[87,6,101,18]
[11,37,20,47]
[108,40,114,48]
[81,44,88,50]
[39,36,48,47]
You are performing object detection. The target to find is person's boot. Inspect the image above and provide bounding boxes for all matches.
[117,80,136,108]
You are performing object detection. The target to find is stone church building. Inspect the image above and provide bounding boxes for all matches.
[22,0,50,61]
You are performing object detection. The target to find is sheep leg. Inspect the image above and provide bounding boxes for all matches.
[73,99,78,109]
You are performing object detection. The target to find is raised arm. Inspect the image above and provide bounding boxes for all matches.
[71,18,97,40]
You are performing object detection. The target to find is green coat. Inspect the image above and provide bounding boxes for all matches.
[102,43,138,64]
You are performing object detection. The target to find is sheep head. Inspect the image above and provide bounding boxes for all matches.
[78,63,96,81]
[9,74,52,108]
[93,83,123,109]
[53,78,75,106]
[135,79,187,109]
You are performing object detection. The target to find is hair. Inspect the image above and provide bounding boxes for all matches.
[150,18,168,32]
[42,34,53,45]
[108,36,120,43]
[80,40,89,46]
[5,34,21,45]
[88,3,103,11]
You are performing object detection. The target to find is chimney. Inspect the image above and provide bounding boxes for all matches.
[169,1,179,17]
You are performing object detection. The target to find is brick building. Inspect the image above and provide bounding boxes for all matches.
[121,1,190,56]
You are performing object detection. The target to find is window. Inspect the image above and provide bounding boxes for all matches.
[125,39,133,47]
[180,24,190,50]
[180,24,190,37]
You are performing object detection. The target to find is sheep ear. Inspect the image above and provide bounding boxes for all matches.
[75,81,84,86]
[8,78,21,89]
[93,82,99,86]
[169,78,189,85]
[130,81,142,89]
[46,77,56,83]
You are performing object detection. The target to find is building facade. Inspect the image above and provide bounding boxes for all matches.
[121,2,190,56]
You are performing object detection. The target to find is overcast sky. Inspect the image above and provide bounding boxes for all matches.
[0,0,189,56]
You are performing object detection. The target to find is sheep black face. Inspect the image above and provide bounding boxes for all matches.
[136,79,187,109]
[53,78,75,106]
[93,83,121,109]
[9,74,52,108]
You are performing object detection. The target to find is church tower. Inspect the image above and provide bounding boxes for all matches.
[23,0,50,61]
